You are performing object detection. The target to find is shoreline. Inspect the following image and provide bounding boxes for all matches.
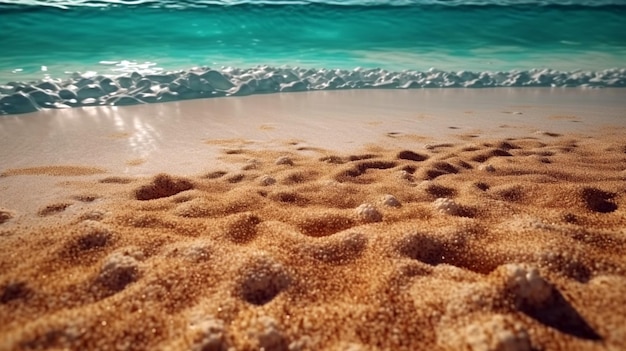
[1,88,625,222]
[1,88,625,350]
[2,88,625,172]
[2,66,625,115]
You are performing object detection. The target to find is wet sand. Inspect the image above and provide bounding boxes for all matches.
[1,89,625,350]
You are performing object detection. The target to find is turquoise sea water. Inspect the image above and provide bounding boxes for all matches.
[1,0,625,83]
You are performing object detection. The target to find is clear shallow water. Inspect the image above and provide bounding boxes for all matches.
[1,0,625,114]
[1,0,625,82]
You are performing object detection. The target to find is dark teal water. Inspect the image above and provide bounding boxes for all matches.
[1,0,625,82]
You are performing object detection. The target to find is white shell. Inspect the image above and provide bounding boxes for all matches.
[432,197,461,215]
[355,203,382,222]
[504,264,553,306]
[381,194,401,207]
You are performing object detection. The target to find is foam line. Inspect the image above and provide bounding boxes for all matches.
[1,66,625,115]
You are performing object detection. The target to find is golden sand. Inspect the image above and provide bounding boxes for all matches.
[1,166,106,177]
[1,129,625,351]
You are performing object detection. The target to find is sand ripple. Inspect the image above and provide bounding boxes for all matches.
[1,133,625,350]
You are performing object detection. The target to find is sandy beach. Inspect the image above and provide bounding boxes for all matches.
[1,88,625,350]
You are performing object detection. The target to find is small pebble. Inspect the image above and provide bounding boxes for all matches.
[259,175,276,186]
[399,170,414,181]
[433,197,461,216]
[355,203,382,222]
[478,164,495,172]
[381,194,401,207]
[275,156,294,166]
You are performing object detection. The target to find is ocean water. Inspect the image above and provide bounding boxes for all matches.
[2,0,625,81]
[0,0,625,113]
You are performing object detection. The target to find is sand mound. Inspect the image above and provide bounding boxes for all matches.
[1,132,625,350]
[0,209,13,224]
[135,174,194,200]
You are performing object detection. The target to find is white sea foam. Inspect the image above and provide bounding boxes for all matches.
[1,66,625,115]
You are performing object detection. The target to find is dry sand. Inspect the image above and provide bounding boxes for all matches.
[1,89,626,350]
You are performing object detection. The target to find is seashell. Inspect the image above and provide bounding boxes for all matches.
[381,194,401,207]
[504,264,553,306]
[355,203,382,222]
[432,197,460,215]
